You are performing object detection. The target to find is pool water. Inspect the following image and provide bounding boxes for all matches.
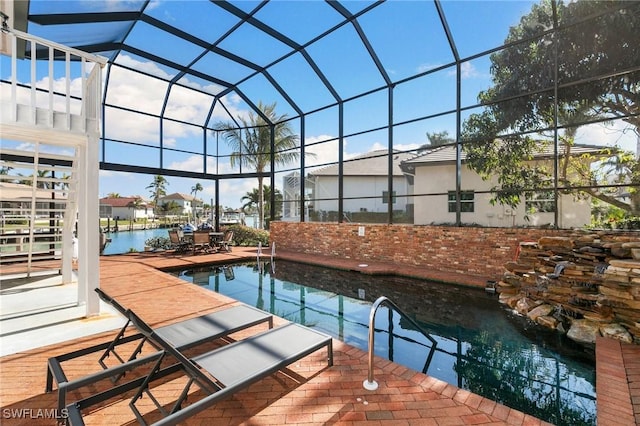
[171,260,596,426]
[102,228,168,255]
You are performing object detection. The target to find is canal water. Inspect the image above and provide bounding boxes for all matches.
[102,228,168,255]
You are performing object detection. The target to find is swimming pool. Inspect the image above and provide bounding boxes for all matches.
[170,260,596,426]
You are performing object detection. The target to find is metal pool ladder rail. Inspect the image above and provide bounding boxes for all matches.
[363,296,438,391]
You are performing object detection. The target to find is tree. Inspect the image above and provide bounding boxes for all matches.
[127,197,143,221]
[147,175,168,215]
[462,0,640,215]
[107,192,120,198]
[160,200,181,216]
[241,185,283,221]
[190,182,203,220]
[215,101,306,229]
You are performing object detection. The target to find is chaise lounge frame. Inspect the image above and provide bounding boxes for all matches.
[66,310,333,425]
[46,289,273,415]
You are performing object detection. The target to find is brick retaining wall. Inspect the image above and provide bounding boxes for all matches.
[270,222,640,284]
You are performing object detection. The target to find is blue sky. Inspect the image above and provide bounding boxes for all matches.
[2,0,637,209]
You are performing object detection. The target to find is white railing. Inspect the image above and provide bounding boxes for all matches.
[0,24,106,132]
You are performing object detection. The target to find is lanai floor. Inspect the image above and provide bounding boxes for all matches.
[0,247,638,425]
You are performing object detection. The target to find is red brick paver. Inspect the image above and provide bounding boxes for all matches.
[0,248,635,425]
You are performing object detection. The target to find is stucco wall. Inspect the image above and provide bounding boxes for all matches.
[270,221,639,284]
[412,163,591,228]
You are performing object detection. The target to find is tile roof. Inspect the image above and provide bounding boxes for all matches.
[160,192,197,201]
[99,197,148,208]
[401,143,612,167]
[310,150,414,176]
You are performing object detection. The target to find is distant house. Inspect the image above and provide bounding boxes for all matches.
[159,193,200,217]
[302,150,414,220]
[99,196,154,220]
[400,143,610,228]
[0,182,67,218]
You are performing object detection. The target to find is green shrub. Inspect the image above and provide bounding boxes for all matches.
[145,236,171,249]
[225,224,269,247]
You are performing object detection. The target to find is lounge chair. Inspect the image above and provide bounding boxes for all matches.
[67,311,333,425]
[46,288,273,414]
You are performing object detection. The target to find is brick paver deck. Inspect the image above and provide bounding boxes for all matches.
[1,247,638,425]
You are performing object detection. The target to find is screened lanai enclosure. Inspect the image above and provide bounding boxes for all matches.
[1,0,639,234]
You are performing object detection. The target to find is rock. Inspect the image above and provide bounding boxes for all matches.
[527,304,554,322]
[599,286,634,300]
[515,297,538,315]
[504,261,535,274]
[499,293,520,308]
[537,315,559,329]
[609,259,640,269]
[621,242,640,249]
[599,323,633,344]
[567,319,600,344]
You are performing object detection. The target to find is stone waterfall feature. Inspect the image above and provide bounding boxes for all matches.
[499,235,640,346]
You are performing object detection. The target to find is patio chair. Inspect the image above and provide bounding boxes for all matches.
[46,288,273,415]
[66,312,333,425]
[192,230,214,254]
[216,230,234,252]
[167,229,190,253]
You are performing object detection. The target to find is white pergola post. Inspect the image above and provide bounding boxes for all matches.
[76,138,100,317]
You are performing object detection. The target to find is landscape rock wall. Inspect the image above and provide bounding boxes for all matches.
[499,234,640,345]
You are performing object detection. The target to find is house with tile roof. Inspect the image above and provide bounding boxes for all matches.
[158,193,201,218]
[99,196,154,220]
[300,150,414,220]
[400,143,611,228]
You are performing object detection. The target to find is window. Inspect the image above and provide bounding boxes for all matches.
[525,191,556,213]
[382,191,396,204]
[448,191,474,212]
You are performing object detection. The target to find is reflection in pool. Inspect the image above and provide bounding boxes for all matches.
[171,260,596,426]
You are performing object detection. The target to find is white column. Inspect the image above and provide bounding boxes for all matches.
[77,137,100,317]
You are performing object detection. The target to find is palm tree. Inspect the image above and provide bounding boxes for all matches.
[241,185,282,221]
[147,175,168,215]
[127,197,143,229]
[191,182,203,221]
[107,192,120,198]
[216,101,306,229]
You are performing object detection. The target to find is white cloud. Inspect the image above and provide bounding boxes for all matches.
[446,61,479,79]
[460,61,479,79]
[575,121,638,154]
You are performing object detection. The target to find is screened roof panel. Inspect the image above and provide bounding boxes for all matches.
[226,0,264,14]
[176,74,226,98]
[143,1,241,44]
[305,23,386,100]
[236,73,299,118]
[104,66,169,116]
[442,1,539,59]
[217,22,295,68]
[191,50,254,87]
[340,0,379,16]
[28,0,145,15]
[267,52,337,113]
[164,84,215,125]
[253,1,344,46]
[113,53,179,82]
[28,21,132,50]
[359,1,455,83]
[125,21,206,68]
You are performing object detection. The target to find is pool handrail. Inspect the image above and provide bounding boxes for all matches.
[363,296,438,391]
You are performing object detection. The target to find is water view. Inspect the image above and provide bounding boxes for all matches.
[171,260,596,426]
[102,228,168,255]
